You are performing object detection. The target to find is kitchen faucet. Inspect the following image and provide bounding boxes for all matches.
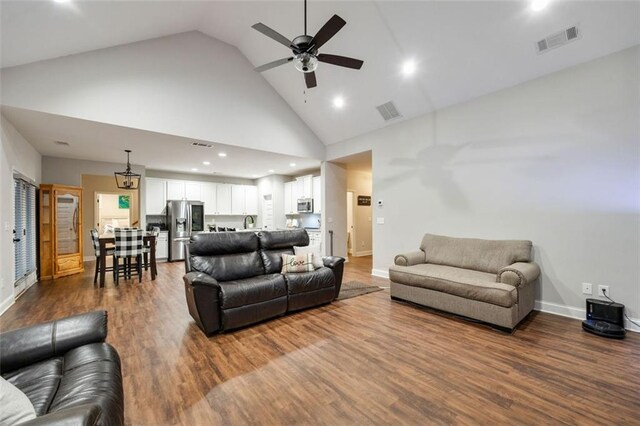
[243,215,255,229]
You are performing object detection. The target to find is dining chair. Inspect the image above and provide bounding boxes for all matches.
[142,226,160,271]
[113,228,144,284]
[90,229,115,284]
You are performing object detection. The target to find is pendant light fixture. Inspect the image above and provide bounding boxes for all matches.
[114,150,141,190]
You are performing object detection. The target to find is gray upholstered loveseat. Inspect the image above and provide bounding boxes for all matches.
[389,234,540,331]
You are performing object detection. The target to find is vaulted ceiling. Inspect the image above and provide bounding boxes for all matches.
[2,1,639,147]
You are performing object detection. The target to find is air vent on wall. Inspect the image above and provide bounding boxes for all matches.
[54,140,70,147]
[536,25,581,54]
[191,142,213,148]
[376,101,401,121]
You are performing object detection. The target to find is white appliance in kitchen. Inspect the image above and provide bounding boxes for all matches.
[297,198,313,213]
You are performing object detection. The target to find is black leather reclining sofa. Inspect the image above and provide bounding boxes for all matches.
[183,229,345,335]
[0,311,124,426]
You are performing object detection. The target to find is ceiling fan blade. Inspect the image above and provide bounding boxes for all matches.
[304,72,317,89]
[255,57,294,73]
[317,54,363,70]
[252,23,296,50]
[308,14,346,51]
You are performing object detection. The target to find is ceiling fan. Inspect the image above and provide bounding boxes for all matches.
[252,0,364,89]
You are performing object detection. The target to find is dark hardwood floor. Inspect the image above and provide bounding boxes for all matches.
[1,256,639,425]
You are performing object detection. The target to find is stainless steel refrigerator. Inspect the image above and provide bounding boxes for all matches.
[167,200,204,261]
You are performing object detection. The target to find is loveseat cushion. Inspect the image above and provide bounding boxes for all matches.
[389,264,517,308]
[3,358,63,416]
[189,232,264,281]
[49,343,124,423]
[420,234,532,274]
[258,229,310,274]
[285,267,335,295]
[219,274,287,309]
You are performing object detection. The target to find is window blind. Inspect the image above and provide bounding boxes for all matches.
[13,177,37,285]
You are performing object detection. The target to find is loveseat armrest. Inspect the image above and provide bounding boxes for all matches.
[20,404,101,426]
[394,251,425,266]
[496,262,541,288]
[0,311,107,374]
[183,271,220,288]
[323,256,345,299]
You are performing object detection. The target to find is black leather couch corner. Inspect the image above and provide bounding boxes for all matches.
[183,229,345,335]
[0,311,125,426]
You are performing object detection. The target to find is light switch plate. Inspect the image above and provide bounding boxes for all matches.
[4,222,10,231]
[376,217,385,224]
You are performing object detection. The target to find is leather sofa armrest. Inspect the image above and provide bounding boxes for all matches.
[183,271,220,288]
[496,262,541,288]
[0,311,107,374]
[394,251,425,266]
[323,256,345,299]
[20,404,101,426]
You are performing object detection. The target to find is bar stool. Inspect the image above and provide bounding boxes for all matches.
[90,229,115,284]
[113,228,144,284]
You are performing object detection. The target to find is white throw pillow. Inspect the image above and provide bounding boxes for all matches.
[0,376,36,425]
[294,244,324,269]
[281,253,315,273]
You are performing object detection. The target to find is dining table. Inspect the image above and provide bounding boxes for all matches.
[98,232,157,287]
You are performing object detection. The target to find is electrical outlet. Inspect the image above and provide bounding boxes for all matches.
[582,283,592,295]
[597,285,610,298]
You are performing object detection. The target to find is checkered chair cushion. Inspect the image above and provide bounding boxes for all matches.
[114,228,144,257]
[90,228,114,257]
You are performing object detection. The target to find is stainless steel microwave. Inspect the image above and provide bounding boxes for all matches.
[297,198,313,213]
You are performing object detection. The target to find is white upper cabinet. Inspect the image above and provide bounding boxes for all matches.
[312,176,321,213]
[202,182,217,215]
[244,185,258,215]
[231,185,245,215]
[166,180,185,200]
[284,181,293,215]
[216,184,232,215]
[231,185,259,215]
[297,175,313,199]
[145,178,167,215]
[184,181,202,201]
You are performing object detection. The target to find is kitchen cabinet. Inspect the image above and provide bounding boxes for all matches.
[297,175,313,199]
[202,182,217,215]
[216,184,232,215]
[307,230,322,248]
[231,185,259,215]
[166,180,185,200]
[145,178,167,215]
[185,181,202,201]
[284,181,299,214]
[156,231,169,260]
[312,176,321,213]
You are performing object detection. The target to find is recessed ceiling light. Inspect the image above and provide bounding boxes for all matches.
[191,168,198,172]
[268,169,275,173]
[401,59,416,77]
[290,163,297,167]
[202,161,210,165]
[218,152,227,157]
[530,0,549,11]
[333,96,345,109]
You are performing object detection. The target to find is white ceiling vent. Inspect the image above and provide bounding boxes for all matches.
[191,142,213,148]
[536,25,581,54]
[54,140,70,147]
[376,101,401,121]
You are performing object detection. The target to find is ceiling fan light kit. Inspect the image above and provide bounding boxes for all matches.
[252,0,364,89]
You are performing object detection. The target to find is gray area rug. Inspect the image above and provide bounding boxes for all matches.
[336,281,384,301]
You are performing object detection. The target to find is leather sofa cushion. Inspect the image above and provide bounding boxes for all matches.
[258,229,309,250]
[261,248,293,274]
[389,263,517,308]
[219,274,287,309]
[191,252,264,282]
[49,343,124,419]
[285,267,335,295]
[189,232,259,255]
[3,358,63,415]
[420,234,532,274]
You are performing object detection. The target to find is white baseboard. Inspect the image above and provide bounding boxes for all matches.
[371,268,389,279]
[354,250,372,257]
[0,296,14,316]
[531,300,640,333]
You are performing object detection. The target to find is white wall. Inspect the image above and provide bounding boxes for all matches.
[0,115,41,314]
[321,162,348,259]
[0,31,324,160]
[326,46,640,328]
